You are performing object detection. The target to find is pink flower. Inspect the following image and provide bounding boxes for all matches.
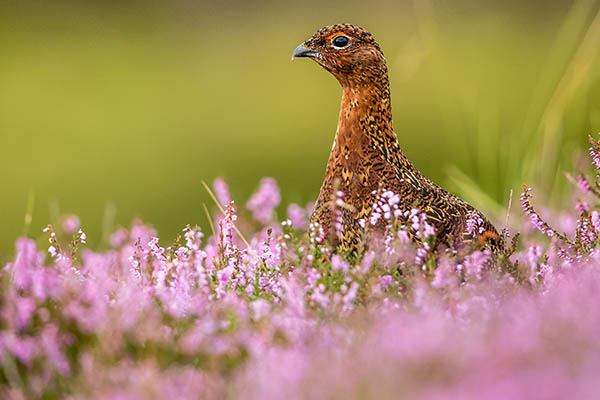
[247,178,281,224]
[14,296,36,330]
[331,255,349,273]
[213,177,232,206]
[251,300,271,320]
[576,174,591,193]
[2,333,36,365]
[342,282,359,311]
[110,227,128,247]
[12,237,41,290]
[287,203,308,230]
[463,250,489,280]
[48,245,57,257]
[41,324,71,375]
[592,211,600,234]
[78,229,87,244]
[62,215,80,234]
[379,275,393,290]
[465,210,484,236]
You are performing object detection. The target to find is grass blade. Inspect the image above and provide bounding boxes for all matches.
[201,180,250,248]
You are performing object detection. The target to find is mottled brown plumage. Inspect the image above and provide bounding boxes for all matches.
[293,24,500,252]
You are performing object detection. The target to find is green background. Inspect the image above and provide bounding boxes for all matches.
[2,0,600,258]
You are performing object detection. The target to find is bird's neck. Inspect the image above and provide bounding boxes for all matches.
[336,74,395,148]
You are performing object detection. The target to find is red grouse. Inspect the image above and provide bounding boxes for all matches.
[292,24,500,252]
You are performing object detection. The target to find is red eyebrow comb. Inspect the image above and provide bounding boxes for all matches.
[325,31,350,41]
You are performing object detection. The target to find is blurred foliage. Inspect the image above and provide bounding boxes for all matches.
[1,0,600,258]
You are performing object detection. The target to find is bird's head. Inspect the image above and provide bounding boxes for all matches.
[292,24,387,87]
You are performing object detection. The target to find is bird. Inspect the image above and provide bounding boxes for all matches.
[292,24,501,253]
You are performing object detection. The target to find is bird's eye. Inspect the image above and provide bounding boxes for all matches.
[332,35,350,49]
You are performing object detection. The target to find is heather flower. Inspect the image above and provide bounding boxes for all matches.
[369,210,381,226]
[370,189,402,225]
[331,254,349,273]
[41,324,71,375]
[147,236,166,261]
[576,174,591,193]
[332,190,345,239]
[78,228,87,244]
[576,212,597,253]
[358,251,376,275]
[527,244,543,267]
[213,177,232,206]
[591,211,600,234]
[342,282,359,312]
[384,232,396,256]
[217,266,234,286]
[416,247,428,265]
[465,210,484,236]
[311,285,329,309]
[287,203,308,230]
[13,296,36,330]
[247,177,281,224]
[48,245,57,257]
[306,268,321,290]
[12,237,42,290]
[408,208,435,240]
[576,201,589,215]
[520,185,556,238]
[5,169,600,399]
[62,215,80,234]
[184,224,204,249]
[538,262,552,281]
[308,222,325,246]
[110,227,128,247]
[423,223,436,238]
[251,299,271,320]
[130,221,157,250]
[589,135,600,171]
[463,250,489,280]
[2,333,36,365]
[219,202,240,256]
[379,275,393,290]
[431,255,458,289]
[397,228,410,243]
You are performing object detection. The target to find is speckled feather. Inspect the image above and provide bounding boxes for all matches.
[295,24,501,252]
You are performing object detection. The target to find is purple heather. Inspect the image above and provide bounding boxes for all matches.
[3,151,600,399]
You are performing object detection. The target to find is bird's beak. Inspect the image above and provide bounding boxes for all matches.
[292,44,321,60]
